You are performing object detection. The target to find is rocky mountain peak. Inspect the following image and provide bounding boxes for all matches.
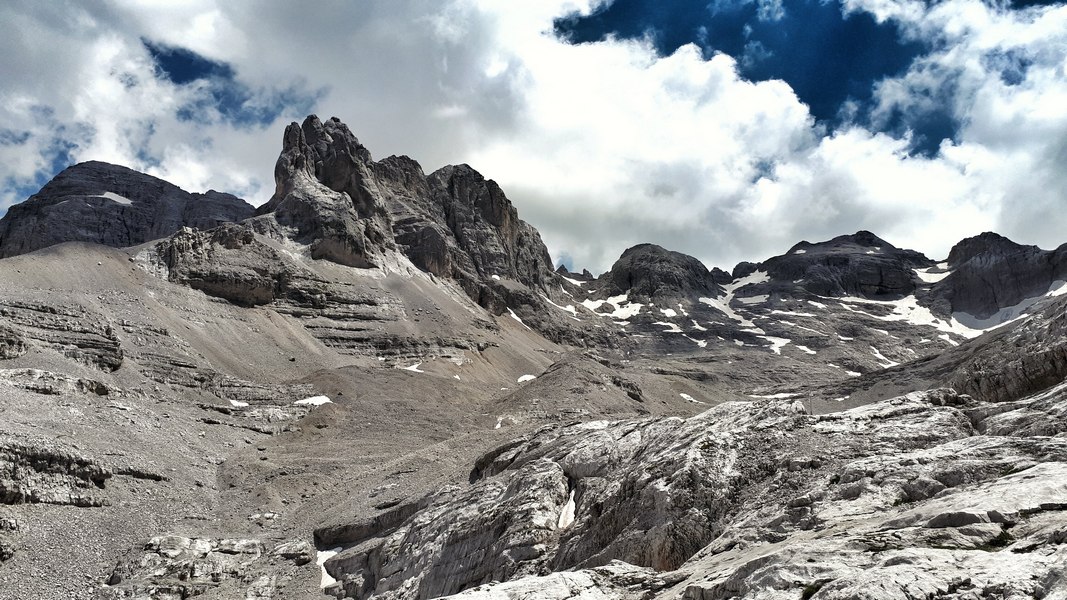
[946,231,1030,267]
[0,161,253,259]
[926,232,1067,320]
[599,243,726,303]
[758,230,932,298]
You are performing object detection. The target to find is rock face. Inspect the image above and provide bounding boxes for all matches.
[256,116,394,268]
[596,244,727,304]
[926,232,1067,320]
[253,116,565,329]
[0,161,253,258]
[319,386,1067,600]
[758,231,933,298]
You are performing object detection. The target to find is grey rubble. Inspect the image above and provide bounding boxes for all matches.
[0,115,1065,600]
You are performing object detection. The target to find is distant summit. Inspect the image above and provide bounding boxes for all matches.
[0,161,253,258]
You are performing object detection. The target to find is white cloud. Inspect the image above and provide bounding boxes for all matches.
[1,0,1066,274]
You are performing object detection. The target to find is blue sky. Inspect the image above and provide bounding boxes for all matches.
[2,1,1067,272]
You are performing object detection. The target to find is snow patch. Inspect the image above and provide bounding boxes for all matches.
[749,392,800,399]
[653,321,684,333]
[561,276,586,286]
[758,335,791,354]
[938,333,960,347]
[295,395,332,406]
[517,374,537,383]
[839,295,984,339]
[582,294,644,319]
[808,300,827,309]
[737,294,769,305]
[846,370,862,377]
[770,309,816,318]
[680,392,706,404]
[491,274,501,280]
[401,363,425,373]
[98,191,132,206]
[793,249,807,254]
[229,399,249,408]
[795,345,816,355]
[914,265,952,283]
[660,308,678,317]
[690,320,707,331]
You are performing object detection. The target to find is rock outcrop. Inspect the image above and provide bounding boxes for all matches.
[0,161,253,258]
[595,244,728,304]
[0,437,111,507]
[319,385,1067,600]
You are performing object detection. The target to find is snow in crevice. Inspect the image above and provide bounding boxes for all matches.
[507,308,532,330]
[770,309,816,318]
[690,320,707,332]
[795,345,816,355]
[557,490,576,529]
[869,346,899,368]
[699,270,769,328]
[401,363,425,373]
[542,295,580,320]
[684,335,708,348]
[776,319,827,336]
[295,395,333,406]
[317,547,343,588]
[561,276,586,286]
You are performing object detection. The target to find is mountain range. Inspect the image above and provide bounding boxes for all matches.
[1,115,1066,600]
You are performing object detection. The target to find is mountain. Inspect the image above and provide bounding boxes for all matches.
[0,161,254,258]
[1,116,1066,600]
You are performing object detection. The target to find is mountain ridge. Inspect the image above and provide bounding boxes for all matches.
[2,115,1067,600]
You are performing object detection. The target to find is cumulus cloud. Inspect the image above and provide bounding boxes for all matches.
[1,0,1066,274]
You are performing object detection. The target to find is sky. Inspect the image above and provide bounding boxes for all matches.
[1,0,1066,273]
